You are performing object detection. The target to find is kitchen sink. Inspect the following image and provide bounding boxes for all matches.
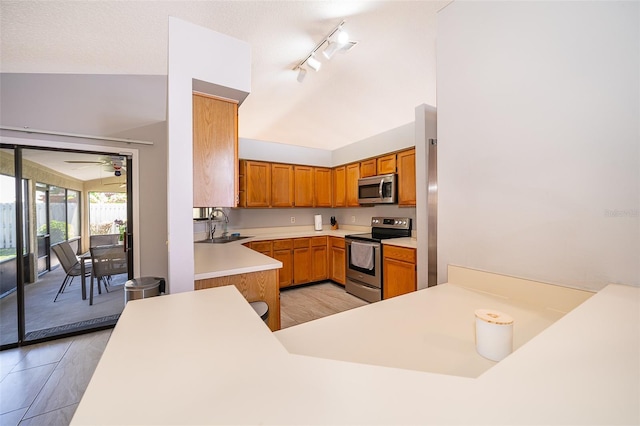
[196,235,251,244]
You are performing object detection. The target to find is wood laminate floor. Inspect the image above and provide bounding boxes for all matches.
[280,281,369,329]
[0,281,368,425]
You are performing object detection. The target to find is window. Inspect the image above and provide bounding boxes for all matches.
[89,191,127,236]
[42,184,81,245]
[67,189,80,239]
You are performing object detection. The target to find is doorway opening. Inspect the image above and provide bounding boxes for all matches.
[0,146,133,349]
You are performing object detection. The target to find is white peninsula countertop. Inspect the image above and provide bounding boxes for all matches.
[194,241,282,280]
[72,266,639,425]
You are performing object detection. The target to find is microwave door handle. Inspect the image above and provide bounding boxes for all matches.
[379,180,384,198]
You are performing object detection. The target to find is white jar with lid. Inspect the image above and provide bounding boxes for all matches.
[475,309,514,361]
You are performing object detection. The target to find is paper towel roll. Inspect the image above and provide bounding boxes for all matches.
[314,214,323,231]
[475,309,514,361]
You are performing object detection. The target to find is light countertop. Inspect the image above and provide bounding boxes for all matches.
[194,226,417,280]
[275,282,572,378]
[194,242,282,280]
[72,269,639,425]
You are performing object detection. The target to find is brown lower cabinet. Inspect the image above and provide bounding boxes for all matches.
[248,236,331,289]
[329,237,346,285]
[382,245,417,299]
[293,238,312,284]
[310,237,328,282]
[195,269,280,331]
[272,239,293,288]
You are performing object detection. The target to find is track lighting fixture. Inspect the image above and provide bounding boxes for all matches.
[306,55,321,71]
[294,20,358,82]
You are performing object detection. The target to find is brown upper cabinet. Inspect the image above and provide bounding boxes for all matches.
[193,92,238,207]
[359,158,377,178]
[271,163,295,207]
[314,167,332,207]
[377,153,397,175]
[345,163,360,207]
[397,148,416,206]
[239,160,271,207]
[237,146,415,209]
[294,166,314,207]
[332,166,346,207]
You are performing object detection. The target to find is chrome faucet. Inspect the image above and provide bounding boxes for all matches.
[210,208,229,237]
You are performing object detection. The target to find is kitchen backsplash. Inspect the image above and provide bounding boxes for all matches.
[193,205,416,235]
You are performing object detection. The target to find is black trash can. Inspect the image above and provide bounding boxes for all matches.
[124,276,166,303]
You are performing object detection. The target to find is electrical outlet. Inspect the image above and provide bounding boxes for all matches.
[351,216,356,223]
[290,216,296,224]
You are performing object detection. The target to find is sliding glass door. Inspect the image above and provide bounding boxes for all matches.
[0,144,133,349]
[0,148,21,346]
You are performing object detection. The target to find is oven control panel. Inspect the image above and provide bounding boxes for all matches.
[371,217,411,230]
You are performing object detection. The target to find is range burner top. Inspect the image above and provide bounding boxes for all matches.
[345,217,412,242]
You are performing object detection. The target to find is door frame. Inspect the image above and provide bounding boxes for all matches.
[2,137,141,276]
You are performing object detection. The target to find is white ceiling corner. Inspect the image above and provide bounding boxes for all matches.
[0,0,447,151]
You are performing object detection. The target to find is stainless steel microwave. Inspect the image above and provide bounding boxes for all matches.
[358,173,397,204]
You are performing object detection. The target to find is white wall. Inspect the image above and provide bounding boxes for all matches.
[240,138,332,167]
[437,1,639,290]
[332,123,415,166]
[241,121,415,169]
[167,17,250,293]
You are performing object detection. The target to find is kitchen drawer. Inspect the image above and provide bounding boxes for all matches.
[329,236,345,248]
[383,245,416,263]
[293,238,310,249]
[310,236,327,247]
[272,239,293,250]
[251,240,272,253]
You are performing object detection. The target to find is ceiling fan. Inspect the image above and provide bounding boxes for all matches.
[65,155,127,176]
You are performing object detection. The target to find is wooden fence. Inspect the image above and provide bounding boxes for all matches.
[0,203,127,249]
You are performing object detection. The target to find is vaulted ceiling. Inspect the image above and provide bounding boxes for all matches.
[0,1,447,150]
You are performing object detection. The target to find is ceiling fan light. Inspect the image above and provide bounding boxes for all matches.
[306,55,321,72]
[297,67,307,83]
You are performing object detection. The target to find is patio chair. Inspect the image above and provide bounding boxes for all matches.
[90,245,128,305]
[90,234,120,247]
[51,241,92,302]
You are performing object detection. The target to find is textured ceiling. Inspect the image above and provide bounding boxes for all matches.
[0,0,447,150]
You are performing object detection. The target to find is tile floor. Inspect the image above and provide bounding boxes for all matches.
[0,281,367,425]
[0,265,126,347]
[0,330,112,426]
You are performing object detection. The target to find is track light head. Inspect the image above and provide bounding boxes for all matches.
[336,29,349,46]
[340,41,358,53]
[322,41,339,60]
[297,67,307,83]
[306,55,321,72]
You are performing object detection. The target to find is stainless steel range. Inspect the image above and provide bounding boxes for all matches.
[345,217,412,303]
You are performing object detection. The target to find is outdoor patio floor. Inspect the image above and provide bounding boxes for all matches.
[0,265,126,347]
